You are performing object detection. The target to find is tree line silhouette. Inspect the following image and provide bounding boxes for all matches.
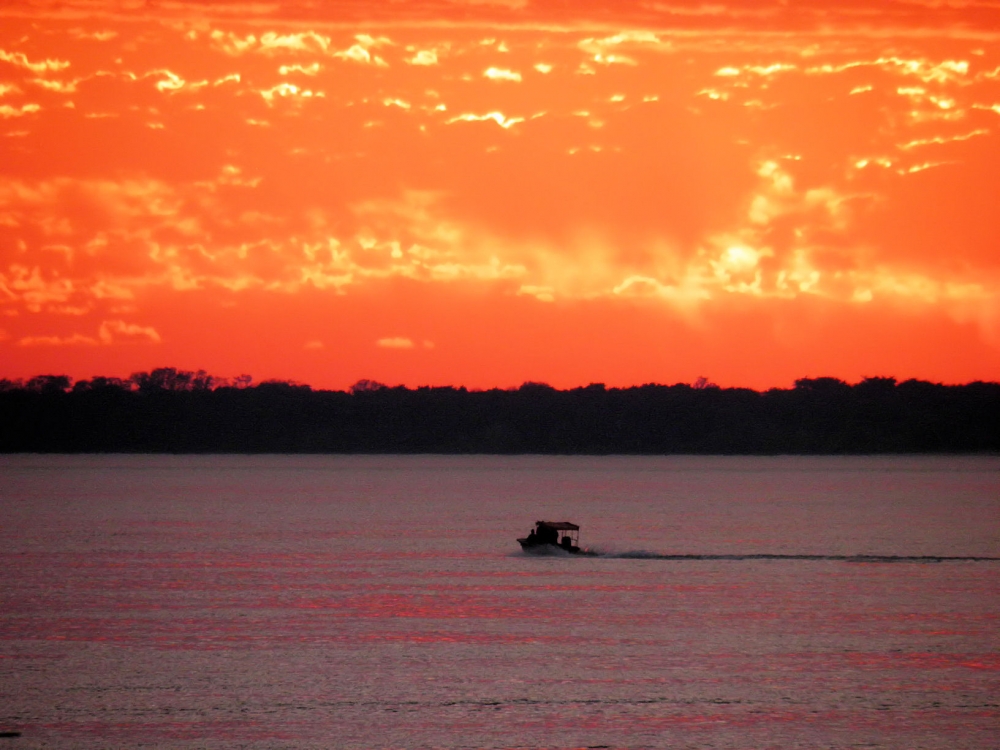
[1,368,998,453]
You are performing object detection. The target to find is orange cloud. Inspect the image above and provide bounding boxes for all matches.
[0,48,69,74]
[483,67,521,82]
[18,333,97,346]
[99,319,161,344]
[377,337,415,349]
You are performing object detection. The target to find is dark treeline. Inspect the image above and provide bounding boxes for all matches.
[1,368,998,454]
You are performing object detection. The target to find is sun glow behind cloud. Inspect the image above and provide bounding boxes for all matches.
[0,0,999,388]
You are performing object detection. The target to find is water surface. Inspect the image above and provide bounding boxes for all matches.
[1,456,998,748]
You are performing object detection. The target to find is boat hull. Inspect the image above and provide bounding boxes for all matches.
[518,538,581,554]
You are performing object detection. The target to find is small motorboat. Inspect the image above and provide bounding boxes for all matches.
[518,521,582,554]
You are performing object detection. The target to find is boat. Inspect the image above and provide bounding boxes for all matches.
[518,521,582,554]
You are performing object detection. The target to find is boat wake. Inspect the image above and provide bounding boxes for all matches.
[589,550,1000,563]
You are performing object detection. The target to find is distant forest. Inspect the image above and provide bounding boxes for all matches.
[1,369,998,454]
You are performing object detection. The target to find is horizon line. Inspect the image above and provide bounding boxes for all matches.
[4,370,1000,395]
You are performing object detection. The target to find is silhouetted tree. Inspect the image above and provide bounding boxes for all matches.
[350,379,388,394]
[26,375,71,394]
[0,370,998,454]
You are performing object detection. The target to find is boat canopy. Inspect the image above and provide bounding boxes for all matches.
[536,521,579,531]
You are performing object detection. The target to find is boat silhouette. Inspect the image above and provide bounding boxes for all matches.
[518,521,583,554]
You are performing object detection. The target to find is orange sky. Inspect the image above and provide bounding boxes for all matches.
[1,0,999,389]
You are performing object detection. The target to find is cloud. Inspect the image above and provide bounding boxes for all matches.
[484,67,521,82]
[354,34,392,48]
[208,30,389,65]
[304,339,324,349]
[715,63,796,77]
[0,176,183,227]
[279,63,321,76]
[805,57,971,85]
[377,337,414,349]
[150,69,207,94]
[259,31,331,54]
[331,35,391,66]
[896,129,990,150]
[214,164,262,188]
[210,30,258,55]
[90,279,134,300]
[578,31,667,67]
[17,333,98,346]
[0,266,74,311]
[447,111,524,128]
[517,284,555,302]
[0,182,530,307]
[98,319,161,344]
[0,157,995,347]
[611,274,711,302]
[69,29,117,42]
[30,78,79,93]
[0,48,70,74]
[332,45,377,63]
[696,88,728,101]
[407,50,438,66]
[258,82,324,105]
[348,192,527,285]
[14,320,160,347]
[0,103,40,118]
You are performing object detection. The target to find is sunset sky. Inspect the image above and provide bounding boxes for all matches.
[1,0,999,389]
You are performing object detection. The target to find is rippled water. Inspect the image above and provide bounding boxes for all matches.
[2,455,998,749]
